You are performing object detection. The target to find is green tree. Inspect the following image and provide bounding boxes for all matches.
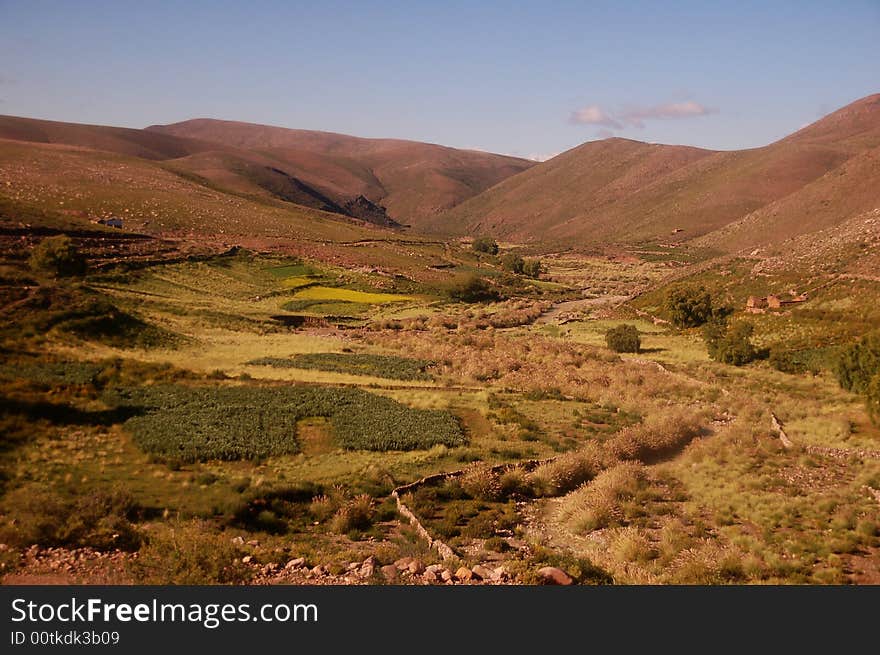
[665,286,714,328]
[521,258,542,279]
[605,324,641,353]
[472,237,499,255]
[449,276,501,303]
[702,318,757,365]
[501,253,525,274]
[835,331,880,394]
[28,235,87,278]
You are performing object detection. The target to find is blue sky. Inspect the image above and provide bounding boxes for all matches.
[1,1,878,159]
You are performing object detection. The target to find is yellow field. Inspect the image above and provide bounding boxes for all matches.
[291,286,418,304]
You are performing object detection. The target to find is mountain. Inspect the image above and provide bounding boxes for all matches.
[0,115,533,228]
[437,94,880,249]
[146,118,535,226]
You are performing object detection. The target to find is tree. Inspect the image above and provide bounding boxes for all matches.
[521,258,542,279]
[471,237,499,255]
[28,235,87,278]
[702,318,757,365]
[835,331,880,394]
[449,276,501,303]
[605,324,641,353]
[665,286,714,328]
[501,253,525,274]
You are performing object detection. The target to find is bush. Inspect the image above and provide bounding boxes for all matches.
[449,276,501,303]
[330,494,374,534]
[835,331,880,395]
[665,286,714,328]
[501,253,525,274]
[703,319,757,365]
[460,464,503,501]
[529,443,607,496]
[521,259,542,279]
[472,237,499,255]
[501,254,541,279]
[0,486,141,551]
[28,235,87,277]
[605,324,641,353]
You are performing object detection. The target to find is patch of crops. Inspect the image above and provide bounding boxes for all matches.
[291,286,416,304]
[108,384,464,463]
[247,353,434,380]
[281,298,371,315]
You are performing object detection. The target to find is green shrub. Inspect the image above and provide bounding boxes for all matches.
[501,253,525,274]
[28,235,87,277]
[471,237,499,255]
[835,331,880,394]
[130,522,249,584]
[0,486,141,551]
[330,494,374,534]
[605,324,641,353]
[521,259,542,279]
[449,276,501,303]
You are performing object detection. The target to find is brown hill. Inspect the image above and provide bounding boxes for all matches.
[146,119,534,225]
[437,93,880,248]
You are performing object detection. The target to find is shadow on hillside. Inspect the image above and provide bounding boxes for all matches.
[0,397,143,428]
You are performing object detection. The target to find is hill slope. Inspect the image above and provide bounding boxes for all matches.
[147,118,535,226]
[438,94,880,248]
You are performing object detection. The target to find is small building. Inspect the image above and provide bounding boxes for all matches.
[766,295,782,309]
[746,296,768,309]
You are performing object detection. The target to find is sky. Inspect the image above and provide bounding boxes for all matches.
[1,1,878,159]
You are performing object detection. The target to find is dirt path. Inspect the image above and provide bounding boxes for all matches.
[535,295,630,324]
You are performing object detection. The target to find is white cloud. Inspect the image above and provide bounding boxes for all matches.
[571,100,717,130]
[569,105,622,129]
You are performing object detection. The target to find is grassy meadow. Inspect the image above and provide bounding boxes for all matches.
[1,241,878,585]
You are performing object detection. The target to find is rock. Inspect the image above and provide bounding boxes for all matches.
[537,566,574,586]
[425,564,445,574]
[285,557,305,570]
[454,567,473,582]
[231,536,245,546]
[423,570,438,583]
[394,557,414,571]
[471,564,498,581]
[242,555,254,564]
[440,569,453,582]
[359,563,375,578]
[346,562,360,571]
[407,559,425,575]
[381,564,399,582]
[246,540,260,547]
[310,565,324,577]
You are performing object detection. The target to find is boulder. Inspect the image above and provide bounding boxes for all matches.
[422,570,438,583]
[537,566,574,586]
[407,559,425,575]
[381,564,399,582]
[285,557,305,570]
[471,564,498,581]
[394,557,414,571]
[454,566,473,582]
[440,569,453,582]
